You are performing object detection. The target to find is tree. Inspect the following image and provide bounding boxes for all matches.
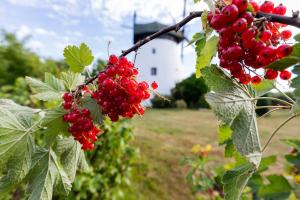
[172,73,209,108]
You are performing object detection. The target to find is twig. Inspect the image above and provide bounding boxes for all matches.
[79,11,300,89]
[258,107,282,119]
[262,113,300,152]
[256,105,291,109]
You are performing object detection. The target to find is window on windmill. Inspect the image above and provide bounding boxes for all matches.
[152,48,156,54]
[151,67,157,76]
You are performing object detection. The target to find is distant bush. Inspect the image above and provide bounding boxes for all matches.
[151,95,175,108]
[175,99,187,109]
[172,73,209,108]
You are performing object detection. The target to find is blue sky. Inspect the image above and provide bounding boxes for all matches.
[0,0,298,77]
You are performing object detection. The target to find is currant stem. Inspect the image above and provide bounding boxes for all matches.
[262,113,300,152]
[256,105,291,109]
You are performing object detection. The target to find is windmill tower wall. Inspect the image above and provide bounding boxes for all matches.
[133,22,185,99]
[135,38,184,95]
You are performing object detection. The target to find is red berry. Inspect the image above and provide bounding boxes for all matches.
[210,14,225,30]
[277,44,293,58]
[260,30,272,42]
[250,0,259,12]
[109,55,119,65]
[63,102,72,110]
[279,70,292,80]
[273,4,286,15]
[151,81,158,90]
[251,75,262,84]
[63,92,73,102]
[260,1,274,13]
[222,5,239,23]
[233,18,248,32]
[242,28,256,42]
[265,69,278,80]
[233,0,248,13]
[281,30,292,40]
[241,12,254,24]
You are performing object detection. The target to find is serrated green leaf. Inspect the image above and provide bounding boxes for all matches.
[54,137,88,181]
[63,43,94,73]
[42,108,68,143]
[26,73,65,101]
[282,139,300,151]
[257,155,276,173]
[81,96,104,125]
[28,148,72,200]
[202,66,262,166]
[222,162,256,200]
[218,124,232,145]
[252,80,274,97]
[294,33,300,42]
[258,175,292,200]
[187,32,205,47]
[267,44,300,71]
[196,36,219,78]
[60,71,85,91]
[0,100,40,191]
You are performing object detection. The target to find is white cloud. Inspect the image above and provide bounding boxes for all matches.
[16,25,31,39]
[27,40,44,50]
[34,27,57,36]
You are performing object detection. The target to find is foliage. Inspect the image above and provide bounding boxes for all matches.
[57,119,137,200]
[151,95,175,108]
[172,73,209,108]
[0,32,62,85]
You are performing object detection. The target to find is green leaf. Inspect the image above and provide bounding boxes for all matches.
[54,137,88,182]
[202,66,262,166]
[222,162,256,200]
[294,33,300,42]
[60,71,85,91]
[201,10,213,35]
[257,155,276,173]
[0,100,40,191]
[285,154,300,168]
[291,65,300,112]
[267,44,300,71]
[225,140,235,158]
[26,73,65,101]
[81,96,104,125]
[194,0,201,3]
[282,139,300,151]
[252,80,274,97]
[195,36,219,78]
[187,32,206,47]
[258,175,292,200]
[42,108,68,143]
[63,43,94,73]
[28,148,72,200]
[218,124,232,145]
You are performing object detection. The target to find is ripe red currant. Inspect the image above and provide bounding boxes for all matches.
[279,70,292,80]
[265,69,278,80]
[151,81,158,90]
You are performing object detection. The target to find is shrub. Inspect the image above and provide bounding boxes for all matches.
[172,73,209,108]
[151,95,175,108]
[175,99,187,109]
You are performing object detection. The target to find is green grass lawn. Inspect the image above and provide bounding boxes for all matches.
[127,109,300,200]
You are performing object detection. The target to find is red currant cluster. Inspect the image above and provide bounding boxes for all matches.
[91,55,158,121]
[208,0,293,84]
[62,92,101,151]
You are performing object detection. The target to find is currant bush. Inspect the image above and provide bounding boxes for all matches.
[208,0,293,84]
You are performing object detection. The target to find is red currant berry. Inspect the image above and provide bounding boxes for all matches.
[265,69,278,80]
[277,44,293,58]
[279,70,292,80]
[151,81,158,90]
[281,30,292,40]
[260,1,274,13]
[260,30,272,42]
[63,102,72,110]
[273,4,286,15]
[250,0,259,12]
[63,92,73,102]
[233,18,248,32]
[251,75,262,84]
[233,0,248,13]
[222,5,239,23]
[109,54,119,65]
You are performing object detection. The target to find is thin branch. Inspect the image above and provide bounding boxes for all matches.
[256,11,300,28]
[79,10,300,89]
[262,113,300,152]
[272,83,295,104]
[256,105,291,109]
[258,107,282,119]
